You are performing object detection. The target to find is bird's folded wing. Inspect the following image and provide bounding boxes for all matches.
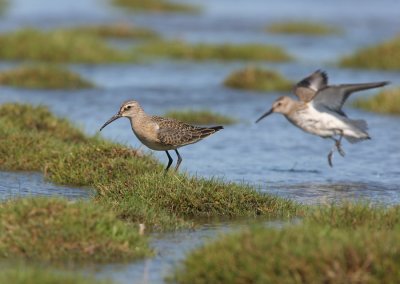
[294,70,328,102]
[157,127,202,146]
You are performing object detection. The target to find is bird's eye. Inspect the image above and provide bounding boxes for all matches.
[126,106,131,110]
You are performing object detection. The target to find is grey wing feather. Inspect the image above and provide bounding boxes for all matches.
[312,81,389,113]
[294,70,328,102]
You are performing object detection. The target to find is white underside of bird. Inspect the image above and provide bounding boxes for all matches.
[288,102,369,143]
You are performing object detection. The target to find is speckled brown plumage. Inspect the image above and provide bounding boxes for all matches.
[152,116,223,147]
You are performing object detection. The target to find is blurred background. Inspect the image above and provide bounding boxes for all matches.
[0,0,400,203]
[1,0,400,207]
[1,0,400,282]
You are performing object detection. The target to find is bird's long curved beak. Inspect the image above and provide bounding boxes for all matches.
[255,108,273,123]
[99,114,121,131]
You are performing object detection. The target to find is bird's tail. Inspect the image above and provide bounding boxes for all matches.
[340,81,389,93]
[198,126,223,138]
[345,119,370,144]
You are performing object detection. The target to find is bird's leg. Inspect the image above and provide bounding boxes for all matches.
[164,151,173,174]
[327,147,334,167]
[327,137,338,167]
[174,149,182,172]
[335,132,345,157]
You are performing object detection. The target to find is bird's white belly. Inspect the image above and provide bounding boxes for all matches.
[291,108,346,138]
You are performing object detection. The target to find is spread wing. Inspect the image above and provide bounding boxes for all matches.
[312,81,389,115]
[294,70,328,102]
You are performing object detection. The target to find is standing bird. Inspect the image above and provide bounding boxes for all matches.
[256,70,389,166]
[100,100,223,173]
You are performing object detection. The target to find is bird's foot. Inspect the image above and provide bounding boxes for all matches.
[327,151,334,167]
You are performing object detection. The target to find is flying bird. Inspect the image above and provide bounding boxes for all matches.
[256,70,389,166]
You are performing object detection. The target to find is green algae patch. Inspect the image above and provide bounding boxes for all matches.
[164,110,237,125]
[0,65,94,89]
[69,23,158,39]
[352,88,400,115]
[0,103,302,231]
[339,36,400,70]
[266,21,342,35]
[111,0,201,13]
[0,29,133,63]
[224,66,293,92]
[172,224,400,284]
[135,40,293,61]
[0,197,150,263]
[0,265,111,284]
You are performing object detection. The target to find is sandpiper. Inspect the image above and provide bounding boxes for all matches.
[256,70,389,166]
[100,100,223,173]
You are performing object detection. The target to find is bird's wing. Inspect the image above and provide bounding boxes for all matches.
[157,127,198,146]
[294,70,328,102]
[312,81,389,114]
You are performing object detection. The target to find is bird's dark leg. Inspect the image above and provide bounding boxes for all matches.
[335,132,345,157]
[174,149,182,172]
[164,151,173,174]
[327,137,338,167]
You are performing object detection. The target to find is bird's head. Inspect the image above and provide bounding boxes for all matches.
[255,96,294,123]
[99,100,142,131]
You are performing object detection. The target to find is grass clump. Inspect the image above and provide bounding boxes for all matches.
[0,265,111,284]
[69,23,158,39]
[0,103,301,231]
[172,224,400,284]
[164,110,237,125]
[0,29,132,63]
[111,0,200,13]
[266,21,341,35]
[224,66,293,92]
[352,88,400,115]
[173,203,400,283]
[339,36,400,70]
[0,65,94,89]
[135,40,292,61]
[0,197,150,263]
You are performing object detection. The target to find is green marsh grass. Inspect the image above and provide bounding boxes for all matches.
[0,29,132,63]
[135,40,293,61]
[69,23,158,39]
[173,203,400,283]
[339,36,400,70]
[0,65,94,89]
[266,21,341,35]
[0,265,111,284]
[172,224,400,284]
[111,0,201,13]
[164,110,237,125]
[0,103,301,231]
[352,88,400,115]
[0,197,150,263]
[224,66,293,92]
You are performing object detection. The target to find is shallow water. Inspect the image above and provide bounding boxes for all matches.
[1,0,400,282]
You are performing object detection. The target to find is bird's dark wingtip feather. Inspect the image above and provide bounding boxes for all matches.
[212,126,224,131]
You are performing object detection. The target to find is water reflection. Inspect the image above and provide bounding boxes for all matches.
[0,172,93,201]
[267,181,400,205]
